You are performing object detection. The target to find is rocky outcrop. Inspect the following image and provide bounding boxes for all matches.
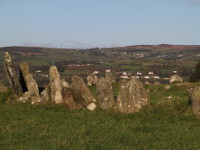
[49,66,63,104]
[188,87,200,115]
[4,52,23,96]
[71,75,96,109]
[169,75,183,84]
[105,70,115,84]
[96,77,114,109]
[87,72,99,86]
[117,77,149,113]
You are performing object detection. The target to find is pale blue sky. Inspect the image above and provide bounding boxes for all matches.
[0,0,200,48]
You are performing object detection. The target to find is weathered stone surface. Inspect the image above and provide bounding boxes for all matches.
[96,77,114,109]
[187,87,200,115]
[117,77,149,113]
[60,78,76,109]
[169,75,183,84]
[62,87,76,109]
[71,75,96,108]
[18,91,41,104]
[105,70,115,83]
[61,78,70,88]
[87,72,99,86]
[18,92,30,103]
[87,102,96,111]
[49,66,63,104]
[40,87,50,102]
[4,52,23,96]
[19,62,40,97]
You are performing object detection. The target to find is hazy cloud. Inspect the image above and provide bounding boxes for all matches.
[71,41,94,49]
[61,41,120,49]
[23,42,57,48]
[186,0,200,5]
[22,41,119,49]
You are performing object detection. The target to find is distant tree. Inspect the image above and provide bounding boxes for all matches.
[190,60,200,82]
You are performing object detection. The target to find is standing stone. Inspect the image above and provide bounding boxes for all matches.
[60,78,76,109]
[4,52,23,96]
[105,70,115,84]
[62,87,76,109]
[87,72,99,86]
[49,66,63,104]
[187,87,200,115]
[117,77,149,113]
[71,75,96,108]
[96,77,114,109]
[169,75,183,84]
[19,62,40,97]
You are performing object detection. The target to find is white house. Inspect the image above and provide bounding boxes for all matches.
[144,76,150,79]
[137,72,143,75]
[148,71,154,75]
[153,76,160,79]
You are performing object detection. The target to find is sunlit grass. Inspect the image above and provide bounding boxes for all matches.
[0,83,200,149]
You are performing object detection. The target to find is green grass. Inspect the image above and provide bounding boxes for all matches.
[1,83,200,149]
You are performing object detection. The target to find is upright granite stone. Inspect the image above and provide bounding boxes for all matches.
[169,75,183,84]
[96,77,114,109]
[187,87,200,115]
[71,75,96,108]
[117,77,149,113]
[87,72,99,86]
[19,62,40,97]
[4,52,23,96]
[62,87,76,109]
[49,66,63,104]
[105,70,115,84]
[60,78,76,109]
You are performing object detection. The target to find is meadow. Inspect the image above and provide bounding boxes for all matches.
[1,83,200,150]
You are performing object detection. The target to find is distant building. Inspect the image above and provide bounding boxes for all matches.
[153,76,160,79]
[120,75,129,79]
[148,71,154,75]
[137,72,143,75]
[93,71,99,74]
[144,76,150,79]
[105,69,111,72]
[122,72,127,75]
[35,70,42,73]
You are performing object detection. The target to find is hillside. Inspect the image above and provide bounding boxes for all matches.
[0,44,200,85]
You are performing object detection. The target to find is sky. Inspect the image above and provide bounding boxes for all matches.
[0,0,200,48]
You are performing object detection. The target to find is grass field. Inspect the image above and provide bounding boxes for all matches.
[1,83,200,149]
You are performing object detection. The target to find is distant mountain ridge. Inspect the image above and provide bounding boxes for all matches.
[1,44,200,52]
